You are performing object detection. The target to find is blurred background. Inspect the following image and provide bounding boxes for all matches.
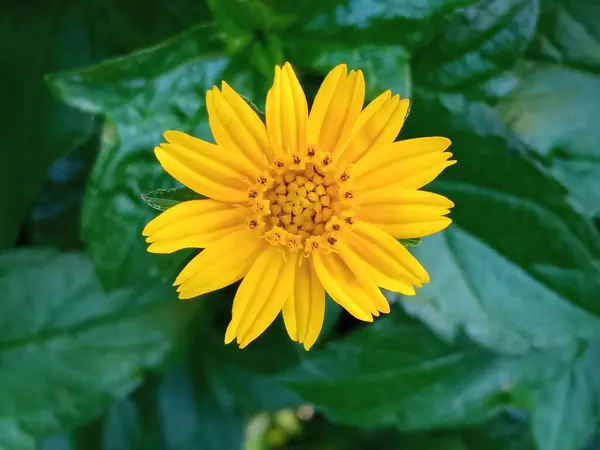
[1,0,600,449]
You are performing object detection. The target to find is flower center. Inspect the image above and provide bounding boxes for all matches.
[246,149,356,253]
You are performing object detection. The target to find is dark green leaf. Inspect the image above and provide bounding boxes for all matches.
[0,0,95,249]
[47,25,235,288]
[203,319,304,412]
[496,62,600,217]
[100,398,159,450]
[0,0,209,251]
[156,365,244,450]
[25,126,100,249]
[400,94,600,353]
[83,0,211,58]
[284,318,570,429]
[530,0,600,72]
[0,249,195,448]
[531,341,600,450]
[141,187,205,212]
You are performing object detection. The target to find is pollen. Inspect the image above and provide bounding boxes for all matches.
[246,150,355,253]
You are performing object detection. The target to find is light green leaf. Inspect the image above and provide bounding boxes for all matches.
[284,318,570,429]
[400,95,600,354]
[531,341,600,450]
[496,62,600,217]
[0,249,195,448]
[47,24,235,288]
[141,187,205,212]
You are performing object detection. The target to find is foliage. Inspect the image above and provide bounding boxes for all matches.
[1,0,599,449]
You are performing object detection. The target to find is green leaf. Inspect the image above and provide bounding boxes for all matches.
[82,0,211,58]
[100,398,161,450]
[289,43,412,99]
[47,24,235,288]
[283,318,569,429]
[0,0,95,249]
[141,187,205,212]
[278,0,485,100]
[412,0,539,101]
[496,62,600,217]
[24,127,100,249]
[156,365,244,450]
[400,94,600,354]
[0,249,195,448]
[0,0,210,251]
[203,319,304,411]
[531,341,600,450]
[290,0,477,52]
[400,238,421,248]
[530,0,600,71]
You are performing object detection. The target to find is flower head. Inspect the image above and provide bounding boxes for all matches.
[143,63,455,349]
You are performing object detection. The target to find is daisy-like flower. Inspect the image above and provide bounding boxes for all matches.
[143,63,455,350]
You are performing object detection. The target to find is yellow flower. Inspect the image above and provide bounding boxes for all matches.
[143,63,455,350]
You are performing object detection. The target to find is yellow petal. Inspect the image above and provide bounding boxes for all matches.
[155,139,251,203]
[175,228,267,299]
[162,131,258,179]
[266,63,308,155]
[398,160,456,190]
[144,200,247,253]
[359,187,455,208]
[352,137,454,190]
[307,64,347,146]
[358,189,453,238]
[334,92,410,164]
[337,233,415,296]
[312,252,381,321]
[316,70,365,154]
[350,221,430,285]
[206,83,272,168]
[225,247,297,348]
[282,257,325,350]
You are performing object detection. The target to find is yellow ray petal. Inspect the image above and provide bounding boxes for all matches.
[358,188,453,238]
[352,137,454,190]
[335,92,410,164]
[337,224,421,293]
[366,216,452,239]
[317,70,365,154]
[175,228,267,299]
[307,64,347,147]
[350,221,430,284]
[359,188,455,208]
[396,160,457,190]
[337,233,415,296]
[282,257,326,350]
[206,83,272,168]
[225,247,297,348]
[144,200,247,253]
[162,131,258,179]
[312,252,383,321]
[154,141,250,203]
[266,63,308,155]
